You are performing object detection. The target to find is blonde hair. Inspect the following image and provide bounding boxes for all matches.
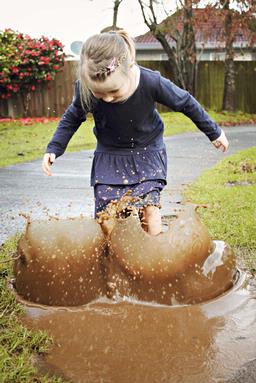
[78,30,136,110]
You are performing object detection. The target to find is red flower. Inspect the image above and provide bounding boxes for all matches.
[31,85,36,91]
[11,66,19,74]
[45,73,52,81]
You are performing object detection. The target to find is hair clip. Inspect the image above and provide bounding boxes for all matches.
[106,57,119,73]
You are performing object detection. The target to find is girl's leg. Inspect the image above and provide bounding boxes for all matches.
[142,205,162,236]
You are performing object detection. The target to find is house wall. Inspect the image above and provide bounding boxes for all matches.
[0,60,255,118]
[136,49,256,62]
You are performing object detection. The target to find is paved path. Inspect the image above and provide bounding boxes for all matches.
[0,125,255,244]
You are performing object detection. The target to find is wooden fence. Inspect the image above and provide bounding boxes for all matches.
[196,61,256,113]
[0,60,255,118]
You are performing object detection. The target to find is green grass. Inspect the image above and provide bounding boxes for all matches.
[162,110,256,135]
[183,146,256,271]
[0,118,96,167]
[1,110,255,167]
[0,236,66,383]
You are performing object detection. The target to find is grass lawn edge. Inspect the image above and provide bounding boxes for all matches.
[183,146,256,274]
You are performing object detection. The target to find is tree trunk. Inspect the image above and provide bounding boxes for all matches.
[137,0,198,89]
[113,0,122,29]
[179,0,197,94]
[154,28,184,87]
[223,56,236,111]
[222,1,236,111]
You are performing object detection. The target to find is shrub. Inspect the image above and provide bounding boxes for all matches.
[0,29,65,99]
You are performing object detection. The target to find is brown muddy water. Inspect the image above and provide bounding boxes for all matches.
[12,272,256,383]
[11,209,256,382]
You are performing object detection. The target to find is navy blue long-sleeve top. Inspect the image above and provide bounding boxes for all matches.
[46,66,222,186]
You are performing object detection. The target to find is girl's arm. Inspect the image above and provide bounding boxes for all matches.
[155,75,227,148]
[46,80,87,159]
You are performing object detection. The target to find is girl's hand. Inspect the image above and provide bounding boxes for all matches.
[212,130,229,152]
[42,153,56,176]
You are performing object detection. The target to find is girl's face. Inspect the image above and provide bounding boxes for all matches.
[87,67,134,103]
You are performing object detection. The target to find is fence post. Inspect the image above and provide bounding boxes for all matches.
[7,99,15,118]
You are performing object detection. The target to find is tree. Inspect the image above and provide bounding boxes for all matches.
[138,0,255,107]
[138,0,197,94]
[218,0,255,111]
[91,0,124,32]
[113,0,124,29]
[200,0,255,111]
[138,0,181,87]
[221,0,236,111]
[177,0,197,94]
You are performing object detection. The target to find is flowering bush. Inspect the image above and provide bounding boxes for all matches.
[0,29,65,99]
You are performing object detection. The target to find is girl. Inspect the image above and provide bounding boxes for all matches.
[42,30,229,236]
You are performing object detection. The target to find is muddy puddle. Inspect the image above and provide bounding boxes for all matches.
[14,271,256,383]
[11,204,256,382]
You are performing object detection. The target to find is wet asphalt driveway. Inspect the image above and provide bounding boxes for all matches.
[0,124,255,245]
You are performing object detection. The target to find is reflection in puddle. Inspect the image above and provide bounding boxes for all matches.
[15,271,256,383]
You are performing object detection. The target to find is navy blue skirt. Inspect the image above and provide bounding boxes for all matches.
[94,180,165,217]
